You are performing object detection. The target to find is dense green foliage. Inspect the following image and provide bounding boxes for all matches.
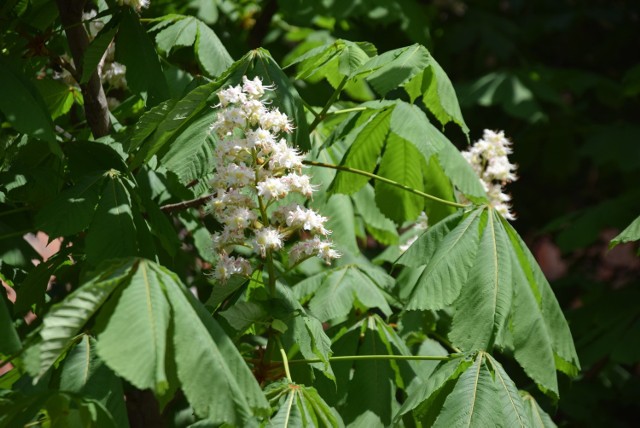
[1,1,638,427]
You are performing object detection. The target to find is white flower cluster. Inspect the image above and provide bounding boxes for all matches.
[462,129,518,220]
[209,76,340,282]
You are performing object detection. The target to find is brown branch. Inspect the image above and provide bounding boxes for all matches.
[160,193,215,213]
[55,0,110,138]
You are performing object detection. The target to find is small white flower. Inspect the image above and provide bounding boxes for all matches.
[256,177,290,200]
[246,128,276,150]
[242,76,268,98]
[283,173,315,197]
[289,237,340,265]
[285,206,329,235]
[214,253,252,282]
[269,139,304,170]
[462,129,518,221]
[217,85,246,107]
[253,227,284,257]
[220,207,257,230]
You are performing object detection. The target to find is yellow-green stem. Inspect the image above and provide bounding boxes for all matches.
[278,338,293,382]
[287,353,463,365]
[303,160,470,209]
[308,76,349,132]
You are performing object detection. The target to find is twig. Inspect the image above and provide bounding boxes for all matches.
[159,193,215,213]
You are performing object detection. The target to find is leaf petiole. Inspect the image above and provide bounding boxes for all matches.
[303,160,470,209]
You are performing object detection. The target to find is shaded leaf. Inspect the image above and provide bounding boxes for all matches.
[0,57,57,145]
[116,9,169,106]
[59,335,129,428]
[84,174,139,264]
[35,174,104,238]
[0,292,20,355]
[81,27,119,84]
[33,259,135,379]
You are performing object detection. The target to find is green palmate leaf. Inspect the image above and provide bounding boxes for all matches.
[351,184,398,245]
[404,209,482,310]
[194,20,233,78]
[389,101,485,200]
[293,265,392,323]
[153,16,232,78]
[58,335,129,428]
[330,107,392,194]
[423,155,457,224]
[275,284,334,379]
[33,259,136,379]
[394,357,472,424]
[95,260,171,394]
[220,301,267,332]
[521,392,557,428]
[404,58,470,135]
[355,43,468,134]
[502,218,580,396]
[0,57,58,146]
[154,16,198,53]
[332,315,417,426]
[432,353,501,428]
[485,354,529,428]
[266,380,343,428]
[450,209,513,351]
[610,214,640,248]
[35,174,104,238]
[84,173,140,264]
[130,79,218,170]
[287,39,376,82]
[1,392,118,428]
[0,292,20,356]
[359,44,431,96]
[158,106,216,183]
[116,9,169,106]
[397,210,465,268]
[14,254,71,315]
[401,207,578,395]
[375,132,426,223]
[343,319,396,426]
[163,265,269,424]
[33,78,77,119]
[81,27,119,84]
[127,99,178,153]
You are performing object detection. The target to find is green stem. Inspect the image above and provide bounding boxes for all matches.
[303,160,470,209]
[428,331,462,354]
[278,338,293,382]
[300,97,321,119]
[308,76,349,132]
[327,106,367,116]
[288,353,462,365]
[0,206,30,217]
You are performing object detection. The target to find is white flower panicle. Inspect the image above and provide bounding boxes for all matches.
[209,76,340,282]
[462,129,518,220]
